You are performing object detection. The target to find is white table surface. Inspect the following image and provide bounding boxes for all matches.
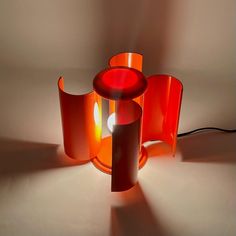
[0,131,235,236]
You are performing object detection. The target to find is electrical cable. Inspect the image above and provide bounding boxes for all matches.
[178,127,236,137]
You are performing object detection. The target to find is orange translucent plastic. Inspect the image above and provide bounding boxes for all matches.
[142,75,183,155]
[93,67,147,100]
[109,100,116,114]
[109,52,183,155]
[93,136,113,174]
[92,135,147,175]
[91,99,145,191]
[58,77,102,161]
[92,67,147,180]
[109,52,144,107]
[58,52,183,192]
[109,52,143,72]
[112,100,142,191]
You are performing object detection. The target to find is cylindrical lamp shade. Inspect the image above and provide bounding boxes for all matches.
[58,77,102,162]
[93,67,147,191]
[93,67,147,100]
[112,100,142,191]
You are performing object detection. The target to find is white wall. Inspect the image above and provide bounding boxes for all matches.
[0,0,235,143]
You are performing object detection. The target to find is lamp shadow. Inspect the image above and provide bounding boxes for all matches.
[145,141,173,158]
[178,132,236,163]
[144,132,236,163]
[110,183,166,236]
[0,137,85,179]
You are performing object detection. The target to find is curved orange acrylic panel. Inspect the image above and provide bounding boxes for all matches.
[112,100,142,192]
[109,52,143,72]
[142,75,183,155]
[109,52,144,107]
[58,77,102,161]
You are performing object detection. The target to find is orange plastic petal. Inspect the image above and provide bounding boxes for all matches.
[112,100,142,192]
[142,75,183,155]
[109,52,143,72]
[58,77,102,162]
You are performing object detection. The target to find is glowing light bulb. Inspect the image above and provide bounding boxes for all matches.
[107,113,116,132]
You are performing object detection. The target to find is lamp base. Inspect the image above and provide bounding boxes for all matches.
[91,136,148,174]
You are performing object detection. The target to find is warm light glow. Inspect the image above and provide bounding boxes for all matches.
[94,102,100,125]
[107,112,116,132]
[94,102,102,141]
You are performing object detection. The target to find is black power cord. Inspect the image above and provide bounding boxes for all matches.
[178,127,236,137]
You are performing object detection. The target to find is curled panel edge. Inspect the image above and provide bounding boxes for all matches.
[111,100,142,192]
[58,77,102,161]
[142,75,183,155]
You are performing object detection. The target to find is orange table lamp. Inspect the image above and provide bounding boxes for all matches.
[58,52,183,192]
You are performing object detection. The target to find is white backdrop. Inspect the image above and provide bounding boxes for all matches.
[0,0,235,143]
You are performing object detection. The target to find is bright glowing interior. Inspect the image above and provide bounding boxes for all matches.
[94,102,100,125]
[94,102,102,140]
[107,112,116,132]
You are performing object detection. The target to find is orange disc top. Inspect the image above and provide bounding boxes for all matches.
[93,67,147,100]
